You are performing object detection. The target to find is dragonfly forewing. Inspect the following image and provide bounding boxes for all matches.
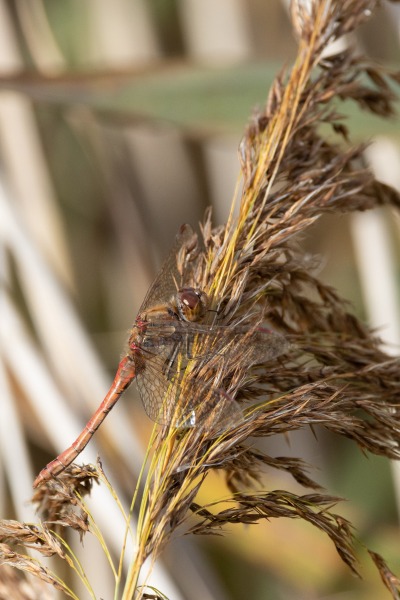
[139,224,196,314]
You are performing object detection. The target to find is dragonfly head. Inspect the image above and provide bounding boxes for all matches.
[177,287,208,322]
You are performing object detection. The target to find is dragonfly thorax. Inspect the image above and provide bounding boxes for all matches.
[127,288,208,355]
[176,287,208,322]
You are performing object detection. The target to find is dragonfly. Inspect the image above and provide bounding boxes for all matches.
[33,225,288,488]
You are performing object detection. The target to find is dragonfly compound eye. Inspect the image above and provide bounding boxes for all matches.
[177,287,208,322]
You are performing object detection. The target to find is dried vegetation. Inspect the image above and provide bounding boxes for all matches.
[2,0,400,598]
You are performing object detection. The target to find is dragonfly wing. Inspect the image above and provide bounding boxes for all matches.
[187,386,244,434]
[139,224,196,313]
[134,321,289,430]
[135,332,200,425]
[135,339,244,433]
[141,370,244,434]
[135,347,179,424]
[245,328,290,364]
[162,322,290,365]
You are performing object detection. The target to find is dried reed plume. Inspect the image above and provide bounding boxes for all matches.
[2,0,400,598]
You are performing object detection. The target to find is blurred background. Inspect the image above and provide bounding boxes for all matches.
[0,1,400,599]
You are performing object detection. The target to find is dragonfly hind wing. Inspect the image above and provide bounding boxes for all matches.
[176,383,244,435]
[136,348,244,435]
[196,388,244,435]
[247,328,290,364]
